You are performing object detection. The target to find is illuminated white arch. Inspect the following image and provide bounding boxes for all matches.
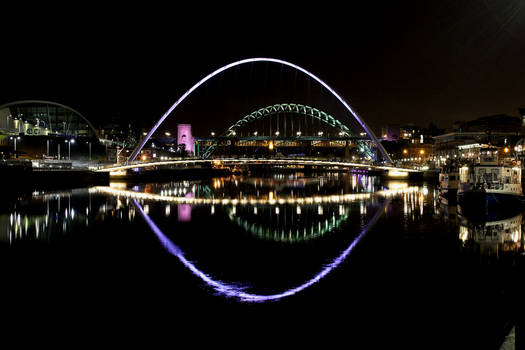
[129,58,392,163]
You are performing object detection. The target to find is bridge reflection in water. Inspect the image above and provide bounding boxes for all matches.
[2,174,523,346]
[10,174,524,302]
[1,175,426,245]
[0,173,430,303]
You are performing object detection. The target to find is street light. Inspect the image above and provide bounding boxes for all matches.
[66,139,75,160]
[86,141,92,161]
[296,131,301,136]
[9,136,20,158]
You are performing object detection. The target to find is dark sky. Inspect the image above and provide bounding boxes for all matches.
[1,1,524,135]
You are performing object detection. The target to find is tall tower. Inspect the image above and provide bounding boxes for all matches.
[177,124,194,155]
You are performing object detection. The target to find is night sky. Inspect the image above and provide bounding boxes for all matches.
[1,1,524,135]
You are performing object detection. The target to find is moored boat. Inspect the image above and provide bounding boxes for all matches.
[457,152,524,215]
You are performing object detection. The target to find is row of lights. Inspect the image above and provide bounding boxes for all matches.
[211,131,349,137]
[91,185,422,205]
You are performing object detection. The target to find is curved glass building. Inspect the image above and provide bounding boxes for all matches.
[0,100,98,138]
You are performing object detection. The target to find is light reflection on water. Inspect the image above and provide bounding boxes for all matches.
[1,174,418,244]
[3,173,523,257]
[1,172,524,303]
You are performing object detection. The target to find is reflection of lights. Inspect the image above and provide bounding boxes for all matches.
[388,170,409,177]
[378,186,420,197]
[110,170,127,177]
[91,186,423,205]
[296,206,301,215]
[459,226,469,242]
[110,182,127,189]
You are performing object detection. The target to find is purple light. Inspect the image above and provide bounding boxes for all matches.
[132,198,387,303]
[128,58,392,163]
[177,192,194,222]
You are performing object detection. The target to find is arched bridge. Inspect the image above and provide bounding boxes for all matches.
[200,103,375,159]
[127,58,393,164]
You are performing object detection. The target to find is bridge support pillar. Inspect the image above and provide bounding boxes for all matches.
[306,141,313,156]
[344,140,351,160]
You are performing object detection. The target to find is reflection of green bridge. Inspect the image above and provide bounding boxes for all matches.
[229,205,351,243]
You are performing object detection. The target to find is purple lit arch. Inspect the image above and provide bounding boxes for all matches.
[128,58,392,163]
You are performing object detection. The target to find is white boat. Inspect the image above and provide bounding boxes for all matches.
[457,152,523,214]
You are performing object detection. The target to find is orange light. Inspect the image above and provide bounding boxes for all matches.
[403,149,408,154]
[419,149,425,155]
[141,155,148,161]
[504,147,510,153]
[268,140,274,150]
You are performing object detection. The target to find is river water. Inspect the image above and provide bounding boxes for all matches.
[1,172,522,348]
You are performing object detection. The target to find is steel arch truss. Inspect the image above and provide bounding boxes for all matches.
[228,103,352,136]
[202,103,375,159]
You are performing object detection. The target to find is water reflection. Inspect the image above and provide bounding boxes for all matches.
[131,197,389,302]
[437,195,524,258]
[459,214,522,256]
[1,174,427,245]
[228,203,352,242]
[0,173,439,302]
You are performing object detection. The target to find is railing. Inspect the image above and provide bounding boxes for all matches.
[93,157,421,173]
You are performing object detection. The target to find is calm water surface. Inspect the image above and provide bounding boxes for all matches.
[1,172,522,347]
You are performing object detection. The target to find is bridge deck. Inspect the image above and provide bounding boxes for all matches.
[94,158,420,173]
